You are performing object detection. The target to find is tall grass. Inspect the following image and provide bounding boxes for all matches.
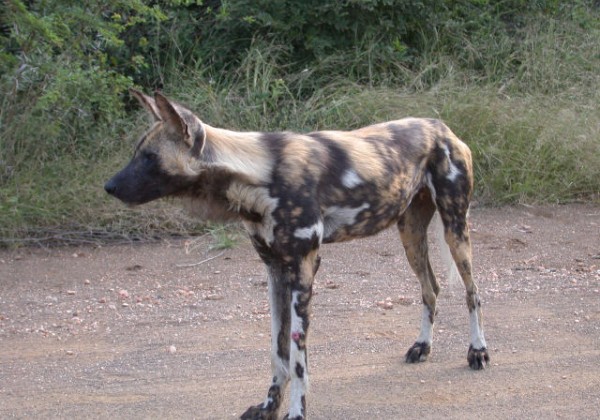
[1,12,598,246]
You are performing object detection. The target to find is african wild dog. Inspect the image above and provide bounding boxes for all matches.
[105,90,489,419]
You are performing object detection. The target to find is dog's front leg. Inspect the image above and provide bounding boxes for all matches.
[241,251,317,420]
[284,249,319,420]
[286,287,310,419]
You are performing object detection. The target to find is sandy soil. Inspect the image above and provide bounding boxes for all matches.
[1,204,599,419]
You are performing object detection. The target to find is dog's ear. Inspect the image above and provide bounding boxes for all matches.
[154,91,191,142]
[130,89,161,122]
[153,92,205,155]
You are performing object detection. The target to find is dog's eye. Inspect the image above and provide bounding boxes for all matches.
[142,151,157,163]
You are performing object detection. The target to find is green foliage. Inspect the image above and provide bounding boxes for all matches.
[206,223,240,250]
[437,91,600,203]
[196,0,430,80]
[0,0,598,245]
[0,0,166,168]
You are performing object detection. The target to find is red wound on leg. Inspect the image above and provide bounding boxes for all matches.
[291,331,301,342]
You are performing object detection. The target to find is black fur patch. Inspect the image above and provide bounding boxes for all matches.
[295,362,304,379]
[405,341,432,363]
[467,345,490,370]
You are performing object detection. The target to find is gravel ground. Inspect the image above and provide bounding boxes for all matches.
[1,204,599,419]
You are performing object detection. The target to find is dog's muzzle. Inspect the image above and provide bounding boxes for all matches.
[104,179,118,196]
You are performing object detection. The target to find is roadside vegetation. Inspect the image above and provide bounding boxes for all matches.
[1,0,598,246]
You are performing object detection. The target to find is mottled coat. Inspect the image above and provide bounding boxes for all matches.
[105,91,489,420]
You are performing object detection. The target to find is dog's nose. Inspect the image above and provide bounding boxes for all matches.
[104,180,117,195]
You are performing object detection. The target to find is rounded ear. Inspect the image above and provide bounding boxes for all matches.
[154,92,190,140]
[130,89,161,121]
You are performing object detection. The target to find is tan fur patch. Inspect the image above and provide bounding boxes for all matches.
[159,141,199,177]
[134,122,162,151]
[205,125,273,183]
[226,182,279,244]
[278,135,322,183]
[226,182,277,215]
[136,119,203,177]
[350,121,395,138]
[317,131,387,181]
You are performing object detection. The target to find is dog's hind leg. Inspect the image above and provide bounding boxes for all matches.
[398,188,439,363]
[428,141,490,369]
[437,197,489,369]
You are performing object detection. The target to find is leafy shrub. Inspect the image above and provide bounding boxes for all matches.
[0,0,598,245]
[0,1,166,167]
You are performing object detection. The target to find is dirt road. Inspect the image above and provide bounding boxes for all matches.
[1,204,599,419]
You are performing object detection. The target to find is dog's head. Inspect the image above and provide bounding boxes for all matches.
[104,90,206,205]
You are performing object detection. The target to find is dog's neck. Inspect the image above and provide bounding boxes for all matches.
[202,125,273,185]
[180,125,276,224]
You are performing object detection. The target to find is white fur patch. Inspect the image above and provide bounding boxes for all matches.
[266,268,290,392]
[293,221,324,242]
[441,143,461,182]
[289,384,307,418]
[322,203,370,239]
[289,290,309,416]
[470,306,487,349]
[447,161,461,181]
[416,305,434,345]
[341,169,363,189]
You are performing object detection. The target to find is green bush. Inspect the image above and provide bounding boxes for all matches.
[1,0,598,245]
[0,0,166,167]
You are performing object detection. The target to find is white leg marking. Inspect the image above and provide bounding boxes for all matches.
[469,307,487,349]
[416,305,434,345]
[341,169,363,189]
[290,291,304,343]
[267,270,289,389]
[289,290,308,417]
[289,383,306,417]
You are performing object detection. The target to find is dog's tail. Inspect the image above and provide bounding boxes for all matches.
[432,211,462,288]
